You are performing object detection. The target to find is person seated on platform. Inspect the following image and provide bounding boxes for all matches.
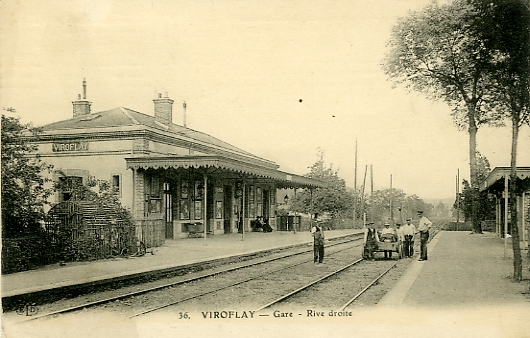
[252,216,265,232]
[262,217,273,232]
[380,222,396,259]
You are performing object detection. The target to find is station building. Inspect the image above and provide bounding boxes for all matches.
[29,82,325,244]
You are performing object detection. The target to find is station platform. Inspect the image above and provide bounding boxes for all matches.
[379,231,529,308]
[1,229,362,299]
[376,231,529,337]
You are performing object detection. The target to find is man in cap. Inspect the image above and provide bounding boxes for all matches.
[402,218,416,257]
[395,223,405,241]
[417,211,432,261]
[363,222,379,260]
[311,213,325,264]
[395,223,405,258]
[380,222,395,259]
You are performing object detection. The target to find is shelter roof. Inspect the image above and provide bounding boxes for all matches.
[481,167,530,192]
[125,155,327,189]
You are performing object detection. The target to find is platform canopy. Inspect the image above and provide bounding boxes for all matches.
[481,167,530,193]
[125,155,327,189]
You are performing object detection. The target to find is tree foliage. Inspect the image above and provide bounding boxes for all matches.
[458,179,495,222]
[1,113,53,238]
[383,1,500,125]
[290,150,353,219]
[383,0,503,234]
[369,188,433,225]
[475,0,530,125]
[54,173,132,224]
[454,152,494,222]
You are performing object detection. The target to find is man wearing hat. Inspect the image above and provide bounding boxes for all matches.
[395,223,405,242]
[380,222,395,259]
[311,213,325,264]
[417,211,432,261]
[402,218,416,257]
[363,222,379,260]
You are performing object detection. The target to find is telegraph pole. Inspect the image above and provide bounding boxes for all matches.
[183,101,187,128]
[360,165,368,224]
[390,174,393,225]
[370,165,374,222]
[455,169,460,231]
[353,139,358,228]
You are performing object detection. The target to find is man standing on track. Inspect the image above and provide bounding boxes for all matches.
[311,213,325,264]
[402,218,416,257]
[416,211,432,261]
[363,222,379,260]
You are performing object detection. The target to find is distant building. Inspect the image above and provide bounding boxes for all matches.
[27,81,325,243]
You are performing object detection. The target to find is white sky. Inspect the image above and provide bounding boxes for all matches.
[1,0,529,200]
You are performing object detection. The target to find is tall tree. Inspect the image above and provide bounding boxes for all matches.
[1,113,53,237]
[383,1,502,234]
[475,0,530,281]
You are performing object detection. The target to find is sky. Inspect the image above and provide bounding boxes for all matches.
[1,0,529,201]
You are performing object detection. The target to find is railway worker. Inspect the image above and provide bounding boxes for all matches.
[363,222,379,260]
[311,214,325,264]
[395,223,405,242]
[402,218,416,257]
[416,211,432,261]
[380,222,395,259]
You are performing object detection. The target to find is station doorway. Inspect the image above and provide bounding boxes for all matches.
[223,185,232,233]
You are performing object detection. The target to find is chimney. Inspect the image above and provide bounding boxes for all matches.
[183,101,187,127]
[153,92,174,125]
[72,78,91,117]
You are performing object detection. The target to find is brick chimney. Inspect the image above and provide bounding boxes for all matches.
[72,78,91,117]
[153,92,174,125]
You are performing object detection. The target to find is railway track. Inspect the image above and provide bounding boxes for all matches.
[252,221,446,313]
[121,239,403,319]
[8,221,447,325]
[6,234,363,324]
[125,239,365,318]
[130,221,446,317]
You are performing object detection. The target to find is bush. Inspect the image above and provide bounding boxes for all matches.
[1,234,58,274]
[442,221,473,231]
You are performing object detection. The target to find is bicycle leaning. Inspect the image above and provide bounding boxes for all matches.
[111,229,147,258]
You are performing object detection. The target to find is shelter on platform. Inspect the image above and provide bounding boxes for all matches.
[481,167,530,250]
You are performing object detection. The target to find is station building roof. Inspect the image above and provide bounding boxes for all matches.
[40,106,260,160]
[35,106,327,189]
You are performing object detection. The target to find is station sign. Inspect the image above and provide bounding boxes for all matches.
[52,141,89,152]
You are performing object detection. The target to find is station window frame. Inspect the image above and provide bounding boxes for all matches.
[111,174,122,197]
